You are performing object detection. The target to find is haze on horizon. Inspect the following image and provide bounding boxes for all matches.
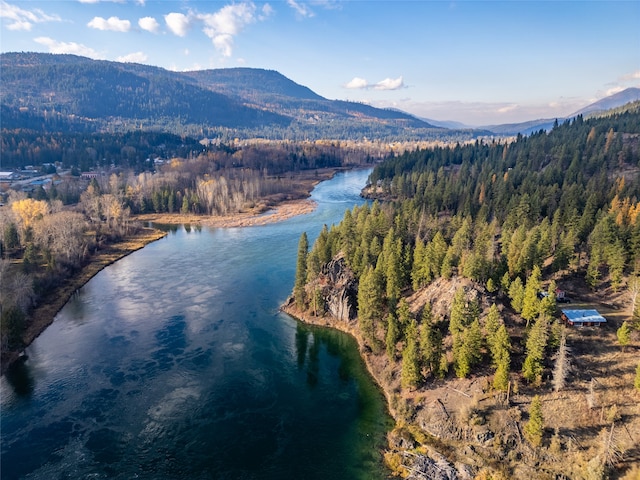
[1,0,639,126]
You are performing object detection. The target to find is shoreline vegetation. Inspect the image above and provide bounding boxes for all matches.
[1,169,339,376]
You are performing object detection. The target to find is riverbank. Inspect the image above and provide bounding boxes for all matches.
[280,300,396,417]
[1,227,168,375]
[132,167,345,227]
[282,282,640,479]
[2,168,343,376]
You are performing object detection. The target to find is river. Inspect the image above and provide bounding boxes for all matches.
[0,168,393,480]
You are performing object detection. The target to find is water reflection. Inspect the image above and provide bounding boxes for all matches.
[4,359,34,397]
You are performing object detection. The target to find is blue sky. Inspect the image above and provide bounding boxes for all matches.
[1,0,639,125]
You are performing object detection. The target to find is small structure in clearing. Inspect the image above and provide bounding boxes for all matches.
[560,309,607,327]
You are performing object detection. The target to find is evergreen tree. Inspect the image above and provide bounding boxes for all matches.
[454,319,483,379]
[484,303,501,353]
[357,265,382,347]
[396,298,412,331]
[401,320,421,389]
[524,395,544,447]
[635,361,640,392]
[1,307,26,349]
[385,312,399,360]
[449,287,468,337]
[616,321,631,351]
[384,236,403,305]
[522,265,542,325]
[508,276,525,313]
[539,280,557,317]
[522,315,549,385]
[420,305,443,377]
[3,222,19,249]
[492,326,511,392]
[294,232,309,308]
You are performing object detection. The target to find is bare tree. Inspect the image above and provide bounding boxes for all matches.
[32,211,88,266]
[552,327,571,392]
[600,423,623,468]
[0,262,35,313]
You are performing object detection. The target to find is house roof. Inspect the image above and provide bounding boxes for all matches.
[561,309,607,324]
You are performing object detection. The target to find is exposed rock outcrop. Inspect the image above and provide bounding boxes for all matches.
[316,256,357,322]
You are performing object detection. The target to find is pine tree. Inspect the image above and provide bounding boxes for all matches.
[396,298,412,330]
[385,312,399,360]
[522,315,549,385]
[401,320,421,389]
[357,265,382,347]
[539,280,557,317]
[294,232,309,308]
[524,395,544,447]
[635,361,640,391]
[492,324,511,391]
[449,287,468,337]
[508,276,525,313]
[454,319,483,378]
[616,321,631,351]
[522,265,542,325]
[484,303,501,352]
[420,305,443,377]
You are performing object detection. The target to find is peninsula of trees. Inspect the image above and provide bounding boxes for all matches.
[287,106,640,479]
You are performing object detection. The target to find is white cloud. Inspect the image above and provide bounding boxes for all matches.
[164,12,190,37]
[0,1,61,31]
[198,3,267,57]
[287,0,315,18]
[162,3,271,57]
[620,71,640,82]
[373,98,587,126]
[116,51,148,63]
[344,76,405,91]
[260,4,274,20]
[345,77,369,89]
[87,16,131,32]
[138,16,159,33]
[605,86,625,97]
[373,76,405,91]
[34,36,104,59]
[213,33,234,57]
[497,104,518,114]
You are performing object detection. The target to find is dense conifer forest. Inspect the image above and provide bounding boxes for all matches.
[290,107,640,479]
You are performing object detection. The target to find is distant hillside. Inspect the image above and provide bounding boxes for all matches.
[571,87,640,117]
[482,118,558,136]
[184,68,323,102]
[482,88,640,135]
[0,52,463,141]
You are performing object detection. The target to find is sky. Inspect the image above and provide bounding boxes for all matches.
[1,0,639,126]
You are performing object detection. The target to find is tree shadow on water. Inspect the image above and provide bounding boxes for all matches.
[5,357,35,396]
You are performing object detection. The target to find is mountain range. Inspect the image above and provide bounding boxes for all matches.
[0,52,454,141]
[1,52,638,140]
[479,87,640,135]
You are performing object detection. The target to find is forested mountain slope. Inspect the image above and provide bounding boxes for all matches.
[287,107,640,479]
[0,52,459,141]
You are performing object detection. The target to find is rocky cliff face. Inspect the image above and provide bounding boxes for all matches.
[317,256,357,322]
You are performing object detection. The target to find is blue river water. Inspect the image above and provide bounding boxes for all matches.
[1,168,393,480]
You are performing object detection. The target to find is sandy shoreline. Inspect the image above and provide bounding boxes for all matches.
[133,198,317,228]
